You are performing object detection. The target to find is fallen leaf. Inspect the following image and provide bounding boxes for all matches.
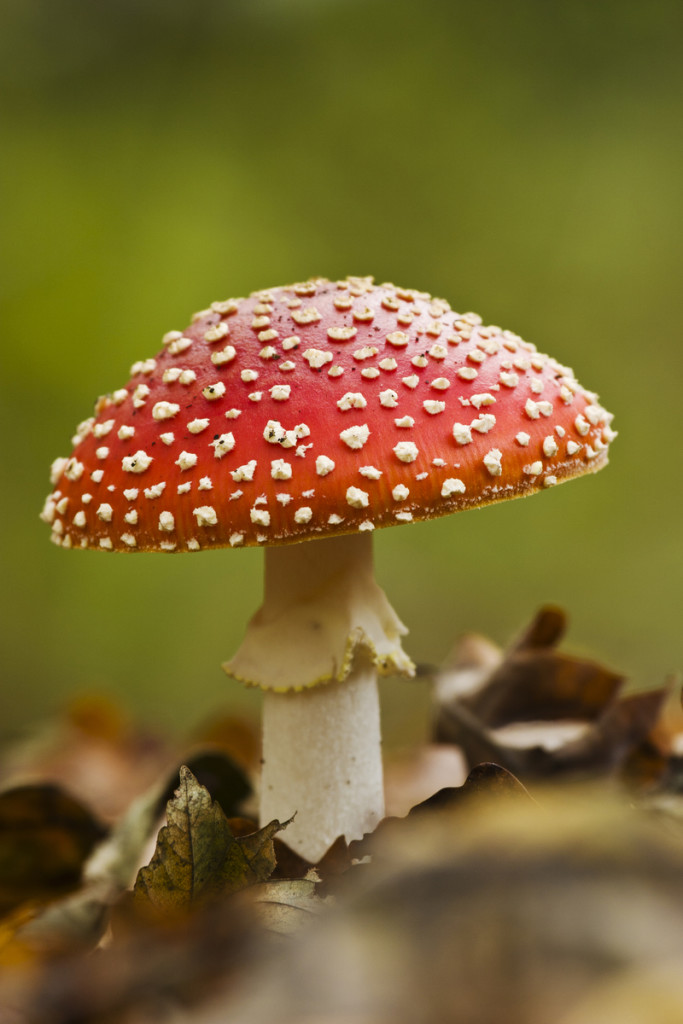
[157,750,252,822]
[209,793,683,1024]
[133,766,286,917]
[3,768,169,957]
[409,762,535,815]
[246,876,332,935]
[431,606,668,781]
[0,784,106,916]
[384,744,467,817]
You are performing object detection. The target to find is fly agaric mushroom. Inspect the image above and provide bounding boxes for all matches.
[42,276,615,861]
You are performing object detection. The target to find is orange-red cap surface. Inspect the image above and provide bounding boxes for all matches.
[42,277,615,552]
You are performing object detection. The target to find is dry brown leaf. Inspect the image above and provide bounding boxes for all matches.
[0,784,106,916]
[245,876,332,936]
[431,606,668,781]
[409,762,535,816]
[133,766,286,917]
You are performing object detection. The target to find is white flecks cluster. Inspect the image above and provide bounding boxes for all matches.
[231,461,257,482]
[152,401,180,421]
[337,392,367,411]
[193,506,217,526]
[379,389,399,408]
[340,424,370,450]
[483,449,503,476]
[394,441,419,464]
[353,346,379,361]
[264,420,311,448]
[271,459,293,480]
[122,451,153,474]
[203,382,226,400]
[387,331,409,348]
[346,486,369,509]
[525,398,553,419]
[210,433,236,459]
[441,478,466,498]
[423,400,446,415]
[453,423,473,445]
[204,322,230,343]
[176,451,198,470]
[168,337,192,356]
[303,348,333,369]
[144,483,166,499]
[250,507,271,528]
[132,384,151,408]
[188,418,210,434]
[211,345,237,366]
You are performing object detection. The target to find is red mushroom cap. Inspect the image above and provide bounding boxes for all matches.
[41,276,615,552]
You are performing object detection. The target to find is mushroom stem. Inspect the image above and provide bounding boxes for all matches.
[260,661,383,862]
[225,533,414,692]
[223,532,415,860]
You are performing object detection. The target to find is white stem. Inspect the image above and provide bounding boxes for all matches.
[223,533,415,861]
[260,663,384,862]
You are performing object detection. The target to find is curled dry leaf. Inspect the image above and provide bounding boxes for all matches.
[430,606,669,781]
[245,875,333,936]
[409,762,535,816]
[133,766,286,918]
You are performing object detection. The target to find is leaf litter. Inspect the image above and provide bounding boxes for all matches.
[1,606,683,1022]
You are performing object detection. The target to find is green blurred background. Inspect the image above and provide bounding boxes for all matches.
[1,0,681,747]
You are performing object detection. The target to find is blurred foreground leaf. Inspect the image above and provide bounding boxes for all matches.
[1,769,168,960]
[218,795,683,1024]
[0,784,106,916]
[134,766,285,916]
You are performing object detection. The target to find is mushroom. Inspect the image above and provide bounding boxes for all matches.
[42,276,616,861]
